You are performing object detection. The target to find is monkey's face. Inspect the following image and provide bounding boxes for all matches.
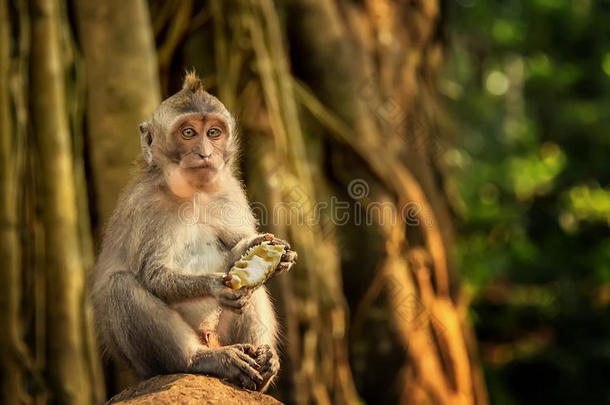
[174,114,228,178]
[159,112,232,196]
[139,72,238,197]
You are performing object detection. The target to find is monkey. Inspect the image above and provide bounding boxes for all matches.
[90,71,297,392]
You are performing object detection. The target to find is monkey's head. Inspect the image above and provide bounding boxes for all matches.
[138,71,237,197]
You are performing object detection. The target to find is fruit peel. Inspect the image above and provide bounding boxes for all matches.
[227,241,285,289]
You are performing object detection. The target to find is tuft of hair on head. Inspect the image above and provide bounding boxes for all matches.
[182,70,204,93]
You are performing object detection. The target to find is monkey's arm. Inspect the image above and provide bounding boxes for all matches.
[137,264,249,308]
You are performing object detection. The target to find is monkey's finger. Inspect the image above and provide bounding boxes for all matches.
[220,300,245,314]
[223,274,233,287]
[257,364,270,375]
[274,262,293,275]
[234,359,264,386]
[219,292,241,302]
[220,288,252,301]
[236,350,260,369]
[221,298,250,311]
[220,292,251,307]
[256,373,274,392]
[254,344,271,356]
[270,237,291,249]
[260,368,278,385]
[281,250,298,263]
[238,288,253,298]
[253,346,273,372]
[258,357,279,377]
[255,351,273,371]
[248,234,273,249]
[236,373,257,391]
[219,291,244,301]
[235,344,258,357]
[221,296,249,309]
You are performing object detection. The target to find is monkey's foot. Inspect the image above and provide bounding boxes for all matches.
[253,344,279,391]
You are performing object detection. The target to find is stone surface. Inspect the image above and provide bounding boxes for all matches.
[107,374,283,405]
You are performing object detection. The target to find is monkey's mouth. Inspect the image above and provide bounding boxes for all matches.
[186,164,215,170]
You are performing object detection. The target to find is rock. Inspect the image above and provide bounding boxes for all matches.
[107,374,283,405]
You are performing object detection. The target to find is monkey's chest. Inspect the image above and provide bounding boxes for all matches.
[171,224,229,275]
[170,224,228,335]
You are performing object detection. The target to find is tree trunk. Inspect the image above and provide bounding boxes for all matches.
[0,1,26,403]
[30,0,103,402]
[0,1,488,404]
[73,0,161,234]
[73,0,162,395]
[163,0,487,403]
[282,1,487,403]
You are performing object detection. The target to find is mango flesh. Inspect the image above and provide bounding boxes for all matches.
[227,241,285,289]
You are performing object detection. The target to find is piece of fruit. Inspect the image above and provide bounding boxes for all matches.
[226,241,286,290]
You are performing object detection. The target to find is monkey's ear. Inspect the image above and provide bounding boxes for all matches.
[183,70,204,93]
[138,121,153,165]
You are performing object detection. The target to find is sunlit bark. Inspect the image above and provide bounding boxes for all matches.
[0,1,26,403]
[73,0,161,231]
[30,0,101,402]
[0,1,486,403]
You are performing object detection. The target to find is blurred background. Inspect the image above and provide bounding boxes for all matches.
[0,0,608,404]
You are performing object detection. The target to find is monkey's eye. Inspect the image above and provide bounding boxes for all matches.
[181,128,197,138]
[207,127,222,139]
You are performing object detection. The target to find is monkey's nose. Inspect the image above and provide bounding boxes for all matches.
[196,152,212,159]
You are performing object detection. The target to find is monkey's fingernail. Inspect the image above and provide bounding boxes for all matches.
[264,234,273,241]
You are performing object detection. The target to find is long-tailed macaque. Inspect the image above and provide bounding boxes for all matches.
[90,72,297,392]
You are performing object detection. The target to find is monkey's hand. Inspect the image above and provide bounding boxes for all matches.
[193,344,263,390]
[253,344,279,391]
[208,273,253,314]
[245,233,297,277]
[267,235,297,277]
[276,247,297,276]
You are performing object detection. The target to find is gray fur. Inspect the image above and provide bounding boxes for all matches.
[91,77,290,392]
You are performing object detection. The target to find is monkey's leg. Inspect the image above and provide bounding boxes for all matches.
[104,271,263,388]
[218,287,279,392]
[104,271,202,376]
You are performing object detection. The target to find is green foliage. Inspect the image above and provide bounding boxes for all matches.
[446,0,610,403]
